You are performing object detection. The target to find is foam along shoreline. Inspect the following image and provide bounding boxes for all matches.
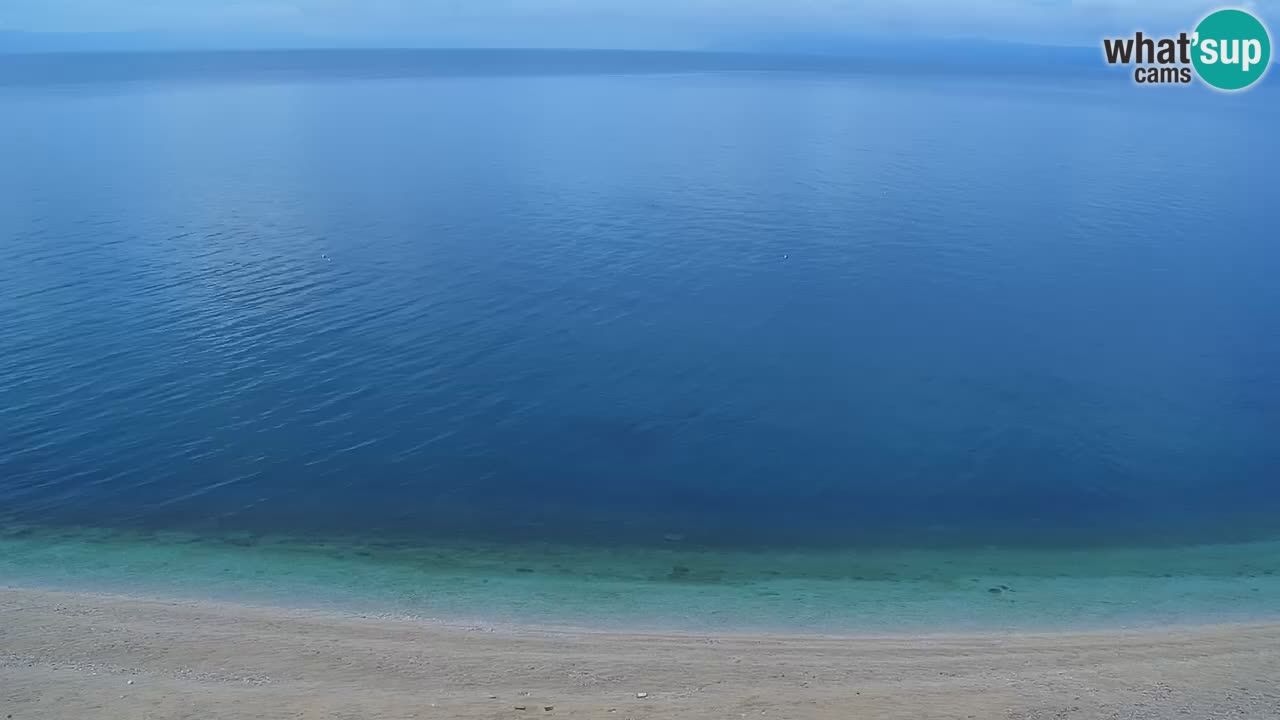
[2,586,1279,720]
[1,525,1278,633]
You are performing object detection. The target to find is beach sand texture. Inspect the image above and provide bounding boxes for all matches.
[2,587,1277,719]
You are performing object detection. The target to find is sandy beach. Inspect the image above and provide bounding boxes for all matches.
[1,587,1277,719]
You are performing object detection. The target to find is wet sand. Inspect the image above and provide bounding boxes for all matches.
[2,586,1278,719]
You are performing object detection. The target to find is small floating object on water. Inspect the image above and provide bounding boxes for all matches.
[322,253,331,261]
[783,254,789,259]
[636,692,649,699]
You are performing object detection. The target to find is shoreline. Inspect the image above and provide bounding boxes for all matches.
[3,586,1279,719]
[4,582,1280,640]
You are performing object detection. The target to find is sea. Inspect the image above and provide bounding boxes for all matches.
[1,50,1278,632]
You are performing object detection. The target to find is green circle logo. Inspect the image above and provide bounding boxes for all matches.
[1192,8,1272,91]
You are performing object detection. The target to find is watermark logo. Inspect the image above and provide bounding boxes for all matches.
[1102,7,1271,91]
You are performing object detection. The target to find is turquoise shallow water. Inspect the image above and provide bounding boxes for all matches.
[3,526,1278,633]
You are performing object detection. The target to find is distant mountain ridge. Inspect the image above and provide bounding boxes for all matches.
[1,28,1094,62]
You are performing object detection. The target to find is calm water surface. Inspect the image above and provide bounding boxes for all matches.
[2,51,1279,554]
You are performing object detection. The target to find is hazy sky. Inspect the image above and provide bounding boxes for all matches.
[2,1,1275,48]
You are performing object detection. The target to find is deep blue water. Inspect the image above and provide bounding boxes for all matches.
[2,50,1279,550]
